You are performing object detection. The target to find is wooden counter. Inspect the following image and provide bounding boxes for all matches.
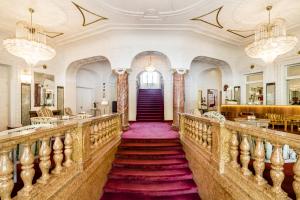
[221,105,300,120]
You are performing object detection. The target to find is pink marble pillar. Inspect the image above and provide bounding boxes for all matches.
[117,72,129,130]
[172,72,185,129]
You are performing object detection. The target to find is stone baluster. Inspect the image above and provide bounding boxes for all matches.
[293,150,300,200]
[94,123,99,146]
[0,149,14,200]
[198,122,203,145]
[207,125,212,151]
[253,138,266,185]
[37,138,51,184]
[240,134,251,176]
[106,121,110,139]
[191,121,195,139]
[97,122,102,143]
[63,131,73,167]
[195,121,199,143]
[230,130,240,168]
[202,124,208,147]
[270,144,286,196]
[90,124,95,148]
[19,142,35,196]
[52,135,64,175]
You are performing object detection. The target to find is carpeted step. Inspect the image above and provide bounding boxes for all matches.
[101,193,200,200]
[119,142,182,150]
[113,158,189,169]
[103,180,198,196]
[116,149,185,159]
[109,168,193,182]
[121,138,180,143]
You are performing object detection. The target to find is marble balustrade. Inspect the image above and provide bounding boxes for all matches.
[179,113,300,200]
[0,113,121,200]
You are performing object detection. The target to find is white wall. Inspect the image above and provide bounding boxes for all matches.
[185,63,222,112]
[0,64,10,130]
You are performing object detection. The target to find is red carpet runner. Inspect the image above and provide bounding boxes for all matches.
[101,122,200,200]
[136,89,164,122]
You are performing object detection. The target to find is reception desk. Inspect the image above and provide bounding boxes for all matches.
[221,105,300,120]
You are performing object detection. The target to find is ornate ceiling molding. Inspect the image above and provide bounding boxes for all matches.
[191,6,224,29]
[227,29,254,38]
[44,32,64,39]
[72,2,108,27]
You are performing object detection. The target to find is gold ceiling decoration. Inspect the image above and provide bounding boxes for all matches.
[43,32,64,39]
[72,2,108,27]
[191,6,224,29]
[227,29,254,38]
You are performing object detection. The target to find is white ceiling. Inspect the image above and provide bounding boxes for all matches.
[0,0,300,46]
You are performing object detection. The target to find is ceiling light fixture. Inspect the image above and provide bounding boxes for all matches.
[3,8,56,67]
[145,55,155,72]
[245,6,298,63]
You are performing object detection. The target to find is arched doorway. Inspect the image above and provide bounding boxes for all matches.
[65,56,116,115]
[186,56,232,113]
[129,51,172,121]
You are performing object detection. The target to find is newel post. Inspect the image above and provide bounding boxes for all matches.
[211,122,231,174]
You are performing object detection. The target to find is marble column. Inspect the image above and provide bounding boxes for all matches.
[117,72,129,130]
[172,71,185,129]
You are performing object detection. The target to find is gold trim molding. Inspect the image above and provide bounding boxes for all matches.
[227,29,254,38]
[45,32,64,39]
[191,6,224,29]
[72,1,108,27]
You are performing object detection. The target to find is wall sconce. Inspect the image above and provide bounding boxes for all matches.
[176,69,187,75]
[114,68,126,75]
[20,70,32,83]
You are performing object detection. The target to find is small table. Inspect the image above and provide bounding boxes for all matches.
[234,118,270,128]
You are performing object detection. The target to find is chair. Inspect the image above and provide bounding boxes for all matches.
[265,113,285,129]
[36,107,54,117]
[65,107,74,116]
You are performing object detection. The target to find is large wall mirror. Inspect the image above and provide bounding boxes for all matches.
[34,72,55,107]
[266,83,276,105]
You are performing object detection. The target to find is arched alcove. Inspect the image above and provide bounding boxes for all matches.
[129,51,173,121]
[185,56,233,113]
[65,56,116,114]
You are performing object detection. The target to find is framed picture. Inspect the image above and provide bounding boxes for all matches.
[207,89,218,111]
[266,83,275,105]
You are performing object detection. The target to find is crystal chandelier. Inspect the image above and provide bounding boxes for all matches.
[145,55,155,72]
[3,8,56,67]
[245,6,298,63]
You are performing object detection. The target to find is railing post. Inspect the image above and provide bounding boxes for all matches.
[253,137,266,185]
[19,142,35,196]
[37,137,51,184]
[52,135,64,175]
[0,149,14,200]
[230,130,240,168]
[64,131,73,167]
[293,150,300,200]
[270,144,286,197]
[240,134,251,176]
[202,124,208,148]
[207,125,212,151]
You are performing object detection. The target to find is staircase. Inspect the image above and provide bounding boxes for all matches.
[137,89,164,122]
[101,138,200,200]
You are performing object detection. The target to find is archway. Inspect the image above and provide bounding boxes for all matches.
[129,51,172,121]
[65,56,116,115]
[185,56,233,113]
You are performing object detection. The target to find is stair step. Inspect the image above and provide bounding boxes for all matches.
[113,158,187,166]
[120,142,181,147]
[104,180,198,196]
[101,193,200,200]
[116,149,185,159]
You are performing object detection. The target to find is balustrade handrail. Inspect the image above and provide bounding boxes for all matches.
[0,113,122,200]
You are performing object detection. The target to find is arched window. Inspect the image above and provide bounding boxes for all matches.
[139,71,161,89]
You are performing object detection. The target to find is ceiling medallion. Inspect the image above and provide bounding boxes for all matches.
[145,55,156,72]
[3,8,56,67]
[191,6,224,29]
[72,2,108,27]
[245,6,298,63]
[227,29,254,39]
